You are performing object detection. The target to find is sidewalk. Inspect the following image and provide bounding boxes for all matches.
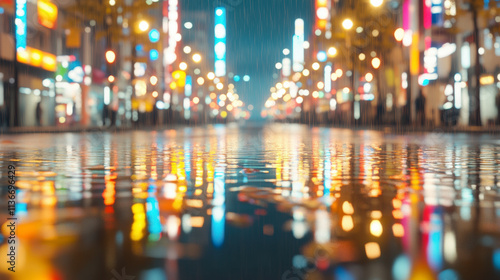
[0,125,135,134]
[1,123,500,134]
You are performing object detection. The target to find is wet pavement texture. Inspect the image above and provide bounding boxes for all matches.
[0,124,500,280]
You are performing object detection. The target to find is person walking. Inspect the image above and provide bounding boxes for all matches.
[35,101,43,126]
[415,90,426,126]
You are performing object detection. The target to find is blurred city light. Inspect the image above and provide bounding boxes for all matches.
[394,28,404,41]
[138,20,149,32]
[105,50,116,64]
[342,19,353,30]
[327,47,337,57]
[214,7,227,77]
[192,53,202,63]
[370,0,383,7]
[371,57,381,69]
[148,28,160,42]
[179,62,187,70]
[317,51,327,62]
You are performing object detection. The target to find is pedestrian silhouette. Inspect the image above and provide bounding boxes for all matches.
[35,101,42,126]
[415,90,426,126]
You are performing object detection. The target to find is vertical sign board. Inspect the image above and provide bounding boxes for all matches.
[185,75,192,97]
[214,7,226,77]
[324,64,332,93]
[16,0,27,50]
[293,19,304,72]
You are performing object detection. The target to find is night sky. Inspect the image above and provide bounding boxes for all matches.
[181,0,314,118]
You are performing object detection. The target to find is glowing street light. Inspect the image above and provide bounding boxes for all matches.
[312,62,320,70]
[371,57,381,69]
[150,75,158,85]
[179,62,187,70]
[394,28,404,42]
[342,19,353,30]
[207,72,215,80]
[197,77,205,85]
[327,47,337,57]
[138,20,149,32]
[192,53,202,63]
[365,72,374,82]
[370,0,383,7]
[105,50,116,63]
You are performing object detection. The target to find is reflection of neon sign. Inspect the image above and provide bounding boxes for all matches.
[214,7,226,77]
[16,0,27,50]
[212,166,225,247]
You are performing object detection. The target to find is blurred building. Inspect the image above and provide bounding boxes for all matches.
[0,0,58,126]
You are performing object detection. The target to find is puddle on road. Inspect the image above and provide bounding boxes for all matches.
[0,124,499,280]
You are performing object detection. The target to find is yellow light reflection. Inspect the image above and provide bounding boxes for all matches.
[365,242,381,259]
[342,201,354,214]
[370,220,383,237]
[341,215,354,232]
[370,210,382,219]
[130,203,145,241]
[392,223,405,237]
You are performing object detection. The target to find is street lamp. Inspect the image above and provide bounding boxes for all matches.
[192,53,202,63]
[365,73,374,82]
[371,57,381,69]
[105,50,116,64]
[179,62,187,71]
[394,28,404,42]
[138,20,149,32]
[327,47,337,57]
[370,0,383,7]
[342,19,353,30]
[150,75,158,86]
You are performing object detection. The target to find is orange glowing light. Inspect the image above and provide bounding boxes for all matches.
[17,47,56,71]
[105,50,116,64]
[38,0,58,29]
[392,223,405,237]
[190,216,204,227]
[365,242,381,259]
[341,215,354,232]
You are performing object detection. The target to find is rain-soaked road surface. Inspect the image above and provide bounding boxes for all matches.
[0,124,499,280]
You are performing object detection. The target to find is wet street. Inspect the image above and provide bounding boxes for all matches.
[0,124,499,280]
